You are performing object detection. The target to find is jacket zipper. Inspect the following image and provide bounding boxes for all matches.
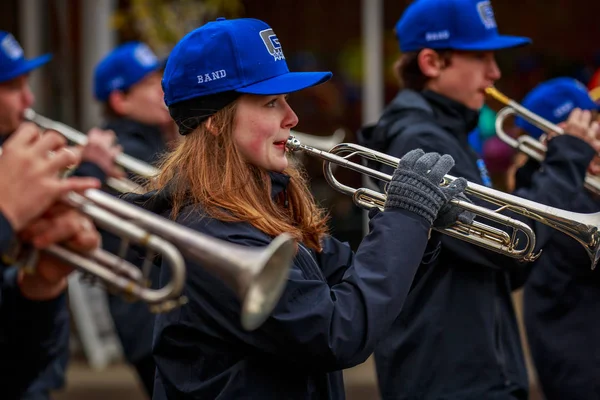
[298,243,326,281]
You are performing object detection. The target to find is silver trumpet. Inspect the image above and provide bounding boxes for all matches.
[16,189,296,330]
[286,137,600,269]
[24,109,158,194]
[486,87,600,195]
[289,128,346,151]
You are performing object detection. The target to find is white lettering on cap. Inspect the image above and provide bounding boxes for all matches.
[553,101,574,119]
[425,30,450,42]
[197,69,227,84]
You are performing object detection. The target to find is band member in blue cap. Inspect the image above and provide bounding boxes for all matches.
[0,30,112,399]
[93,41,173,398]
[94,41,173,165]
[357,0,600,398]
[124,17,472,399]
[514,78,600,400]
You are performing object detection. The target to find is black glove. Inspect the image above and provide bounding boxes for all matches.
[385,149,467,225]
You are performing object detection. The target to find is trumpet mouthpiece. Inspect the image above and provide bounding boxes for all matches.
[485,87,511,106]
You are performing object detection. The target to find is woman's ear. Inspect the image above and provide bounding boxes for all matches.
[205,116,219,136]
[418,49,444,79]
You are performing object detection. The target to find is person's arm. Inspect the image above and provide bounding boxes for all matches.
[514,135,594,207]
[316,210,442,287]
[154,151,464,382]
[0,267,69,398]
[74,128,124,184]
[387,127,523,270]
[0,205,100,397]
[155,208,430,375]
[508,135,595,288]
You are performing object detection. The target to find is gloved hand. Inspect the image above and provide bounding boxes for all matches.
[385,149,472,226]
[433,191,476,229]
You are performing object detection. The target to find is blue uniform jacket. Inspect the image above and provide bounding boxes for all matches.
[519,159,600,399]
[0,133,103,399]
[0,213,69,399]
[357,89,595,399]
[125,172,439,399]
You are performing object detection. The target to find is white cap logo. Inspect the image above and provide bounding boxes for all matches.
[259,29,285,61]
[134,44,158,67]
[476,1,497,30]
[1,34,23,60]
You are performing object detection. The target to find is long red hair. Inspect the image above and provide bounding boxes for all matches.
[151,100,329,251]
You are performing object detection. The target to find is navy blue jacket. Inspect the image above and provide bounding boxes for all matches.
[0,213,70,399]
[127,172,439,399]
[104,118,167,167]
[519,159,600,399]
[0,133,97,399]
[357,89,595,399]
[101,118,167,363]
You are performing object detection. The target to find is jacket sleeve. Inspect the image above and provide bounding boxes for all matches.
[153,208,432,372]
[117,133,158,166]
[509,134,595,288]
[0,267,70,398]
[72,161,108,183]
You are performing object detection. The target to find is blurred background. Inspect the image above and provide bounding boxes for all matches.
[2,0,600,398]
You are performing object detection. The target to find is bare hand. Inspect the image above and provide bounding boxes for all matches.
[587,122,600,176]
[17,205,100,300]
[0,123,101,231]
[81,128,126,179]
[559,108,600,148]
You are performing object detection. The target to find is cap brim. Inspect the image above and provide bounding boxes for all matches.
[0,54,52,83]
[235,71,332,95]
[453,35,531,51]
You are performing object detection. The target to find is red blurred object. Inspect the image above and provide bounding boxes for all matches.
[588,68,600,102]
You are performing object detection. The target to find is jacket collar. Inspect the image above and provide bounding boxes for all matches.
[269,171,290,199]
[421,90,480,145]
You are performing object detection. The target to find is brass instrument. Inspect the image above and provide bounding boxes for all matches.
[289,128,346,151]
[486,87,600,195]
[24,109,158,194]
[286,137,600,269]
[14,188,295,330]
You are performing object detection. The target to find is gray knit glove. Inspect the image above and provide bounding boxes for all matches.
[385,149,470,226]
[433,191,475,229]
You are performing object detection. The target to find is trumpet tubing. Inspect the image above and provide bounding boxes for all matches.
[24,109,159,193]
[488,87,600,196]
[286,137,600,269]
[288,128,346,151]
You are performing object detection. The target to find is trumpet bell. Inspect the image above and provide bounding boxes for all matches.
[85,189,297,330]
[240,234,296,331]
[178,232,295,331]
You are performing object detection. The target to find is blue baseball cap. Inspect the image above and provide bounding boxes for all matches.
[162,18,332,106]
[94,41,161,101]
[0,31,51,83]
[516,77,600,139]
[395,0,531,52]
